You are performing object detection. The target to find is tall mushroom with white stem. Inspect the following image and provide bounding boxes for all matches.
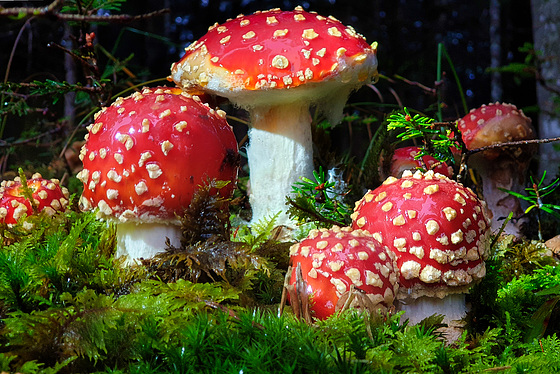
[170,6,378,227]
[351,170,491,341]
[458,102,536,236]
[77,87,239,265]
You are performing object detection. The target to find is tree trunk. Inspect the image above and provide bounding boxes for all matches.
[531,0,560,177]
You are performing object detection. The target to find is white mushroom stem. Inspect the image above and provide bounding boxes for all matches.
[246,103,314,226]
[469,154,527,236]
[399,293,467,325]
[115,222,182,265]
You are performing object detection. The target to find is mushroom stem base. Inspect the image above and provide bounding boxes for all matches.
[398,293,468,325]
[116,222,181,265]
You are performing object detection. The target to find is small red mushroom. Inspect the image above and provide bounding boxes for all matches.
[458,102,535,236]
[171,6,378,226]
[289,225,399,320]
[78,87,239,264]
[0,173,69,226]
[383,146,454,179]
[351,170,491,326]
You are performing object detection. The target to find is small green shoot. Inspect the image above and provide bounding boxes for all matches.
[499,170,560,239]
[387,107,460,165]
[287,166,352,227]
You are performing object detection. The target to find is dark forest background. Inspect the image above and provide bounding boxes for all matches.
[0,0,537,183]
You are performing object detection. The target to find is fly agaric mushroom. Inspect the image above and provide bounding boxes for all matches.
[77,87,239,264]
[288,225,399,320]
[0,173,69,226]
[351,170,491,327]
[458,102,535,236]
[382,146,454,179]
[170,6,378,226]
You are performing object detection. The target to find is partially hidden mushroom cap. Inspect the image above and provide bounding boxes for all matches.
[386,146,453,178]
[78,87,239,224]
[458,102,535,159]
[170,6,378,108]
[289,225,399,320]
[351,170,491,300]
[0,173,70,225]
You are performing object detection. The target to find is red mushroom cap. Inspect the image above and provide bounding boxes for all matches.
[351,170,491,299]
[387,146,454,178]
[289,225,399,320]
[170,6,377,102]
[78,87,239,223]
[0,173,69,225]
[458,102,534,159]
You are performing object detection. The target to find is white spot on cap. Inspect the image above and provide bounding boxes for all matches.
[409,246,424,259]
[451,230,464,244]
[106,189,119,200]
[329,260,344,272]
[133,181,147,196]
[330,278,347,294]
[107,170,122,183]
[419,265,442,283]
[97,200,113,216]
[393,238,407,252]
[423,184,439,195]
[300,245,311,257]
[175,121,188,132]
[316,240,328,250]
[382,202,393,212]
[426,220,440,235]
[266,16,278,25]
[331,243,344,252]
[328,27,342,37]
[365,270,382,287]
[345,268,362,286]
[273,29,288,38]
[114,153,123,164]
[138,152,152,167]
[142,119,150,133]
[146,164,163,179]
[400,260,421,280]
[443,207,457,221]
[392,215,405,226]
[242,31,255,39]
[465,230,477,243]
[302,29,319,39]
[159,109,171,119]
[272,55,289,69]
[161,140,174,156]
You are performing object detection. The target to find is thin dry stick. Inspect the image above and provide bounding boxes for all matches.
[0,1,169,23]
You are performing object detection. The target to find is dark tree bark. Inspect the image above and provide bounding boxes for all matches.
[531,0,560,177]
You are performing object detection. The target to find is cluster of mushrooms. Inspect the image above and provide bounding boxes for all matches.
[0,7,539,336]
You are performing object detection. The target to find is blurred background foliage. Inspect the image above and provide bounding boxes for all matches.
[0,0,536,191]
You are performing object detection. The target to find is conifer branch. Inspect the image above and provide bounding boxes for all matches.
[0,0,169,23]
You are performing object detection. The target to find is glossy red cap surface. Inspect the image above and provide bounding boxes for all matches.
[78,87,239,223]
[289,226,398,320]
[351,170,490,298]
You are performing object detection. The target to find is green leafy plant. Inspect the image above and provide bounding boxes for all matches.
[386,107,463,167]
[287,166,353,227]
[500,171,560,239]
